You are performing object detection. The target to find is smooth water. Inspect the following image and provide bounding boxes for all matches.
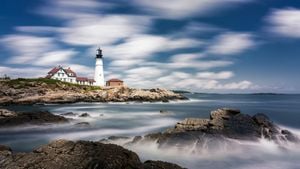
[1,93,300,169]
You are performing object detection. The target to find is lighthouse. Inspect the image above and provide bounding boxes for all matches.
[94,47,105,86]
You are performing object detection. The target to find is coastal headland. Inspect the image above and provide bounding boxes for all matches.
[0,78,187,105]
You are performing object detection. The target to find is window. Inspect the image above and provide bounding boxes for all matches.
[70,79,73,82]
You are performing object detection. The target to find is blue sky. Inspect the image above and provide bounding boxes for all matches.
[0,0,300,93]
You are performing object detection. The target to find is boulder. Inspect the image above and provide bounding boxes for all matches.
[0,140,184,169]
[79,113,90,117]
[132,108,299,147]
[0,109,68,127]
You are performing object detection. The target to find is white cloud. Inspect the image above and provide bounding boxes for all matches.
[207,32,255,55]
[33,50,77,66]
[59,15,152,46]
[0,34,77,66]
[133,0,252,19]
[196,71,234,79]
[0,66,50,78]
[266,8,300,38]
[1,35,56,64]
[218,80,253,90]
[105,35,203,60]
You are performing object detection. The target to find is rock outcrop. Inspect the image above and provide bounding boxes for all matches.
[0,140,184,169]
[0,109,68,127]
[130,108,299,147]
[0,78,187,105]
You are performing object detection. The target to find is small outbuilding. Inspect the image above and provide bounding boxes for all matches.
[106,78,124,87]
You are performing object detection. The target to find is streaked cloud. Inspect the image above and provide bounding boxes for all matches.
[266,8,300,38]
[207,32,255,55]
[132,0,252,19]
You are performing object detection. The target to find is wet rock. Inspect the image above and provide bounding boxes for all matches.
[74,122,90,127]
[132,136,142,143]
[79,113,90,117]
[175,118,209,131]
[159,110,174,115]
[210,108,240,120]
[61,112,76,116]
[0,145,11,152]
[132,108,299,147]
[0,140,184,169]
[0,109,17,118]
[143,160,185,169]
[99,113,104,117]
[0,109,68,127]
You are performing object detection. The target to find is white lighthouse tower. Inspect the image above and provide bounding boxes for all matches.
[94,47,105,86]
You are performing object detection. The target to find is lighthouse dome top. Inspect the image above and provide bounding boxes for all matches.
[96,47,103,58]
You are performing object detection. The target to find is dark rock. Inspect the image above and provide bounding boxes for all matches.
[61,112,76,116]
[79,113,90,117]
[0,109,68,127]
[0,140,184,169]
[131,108,299,148]
[0,145,11,152]
[107,136,130,140]
[99,114,104,117]
[143,160,185,169]
[132,136,142,143]
[74,122,90,127]
[159,110,174,115]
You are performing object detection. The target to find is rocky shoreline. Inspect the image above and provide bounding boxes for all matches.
[0,140,184,169]
[0,78,187,105]
[106,108,299,148]
[0,108,299,168]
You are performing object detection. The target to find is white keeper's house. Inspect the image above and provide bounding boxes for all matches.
[45,47,105,86]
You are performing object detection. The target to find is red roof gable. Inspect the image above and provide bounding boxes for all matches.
[65,68,77,77]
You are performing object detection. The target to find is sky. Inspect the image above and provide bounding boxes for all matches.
[0,0,300,93]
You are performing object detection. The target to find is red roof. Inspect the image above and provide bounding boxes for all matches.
[48,67,60,74]
[46,66,94,83]
[76,77,88,81]
[107,78,123,82]
[65,68,77,77]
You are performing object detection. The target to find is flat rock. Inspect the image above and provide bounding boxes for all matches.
[0,109,68,127]
[0,140,184,169]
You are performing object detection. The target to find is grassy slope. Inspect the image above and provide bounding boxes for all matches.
[2,78,102,91]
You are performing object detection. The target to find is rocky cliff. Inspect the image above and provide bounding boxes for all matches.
[0,140,184,169]
[0,78,187,105]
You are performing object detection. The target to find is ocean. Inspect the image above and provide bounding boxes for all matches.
[1,93,300,169]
